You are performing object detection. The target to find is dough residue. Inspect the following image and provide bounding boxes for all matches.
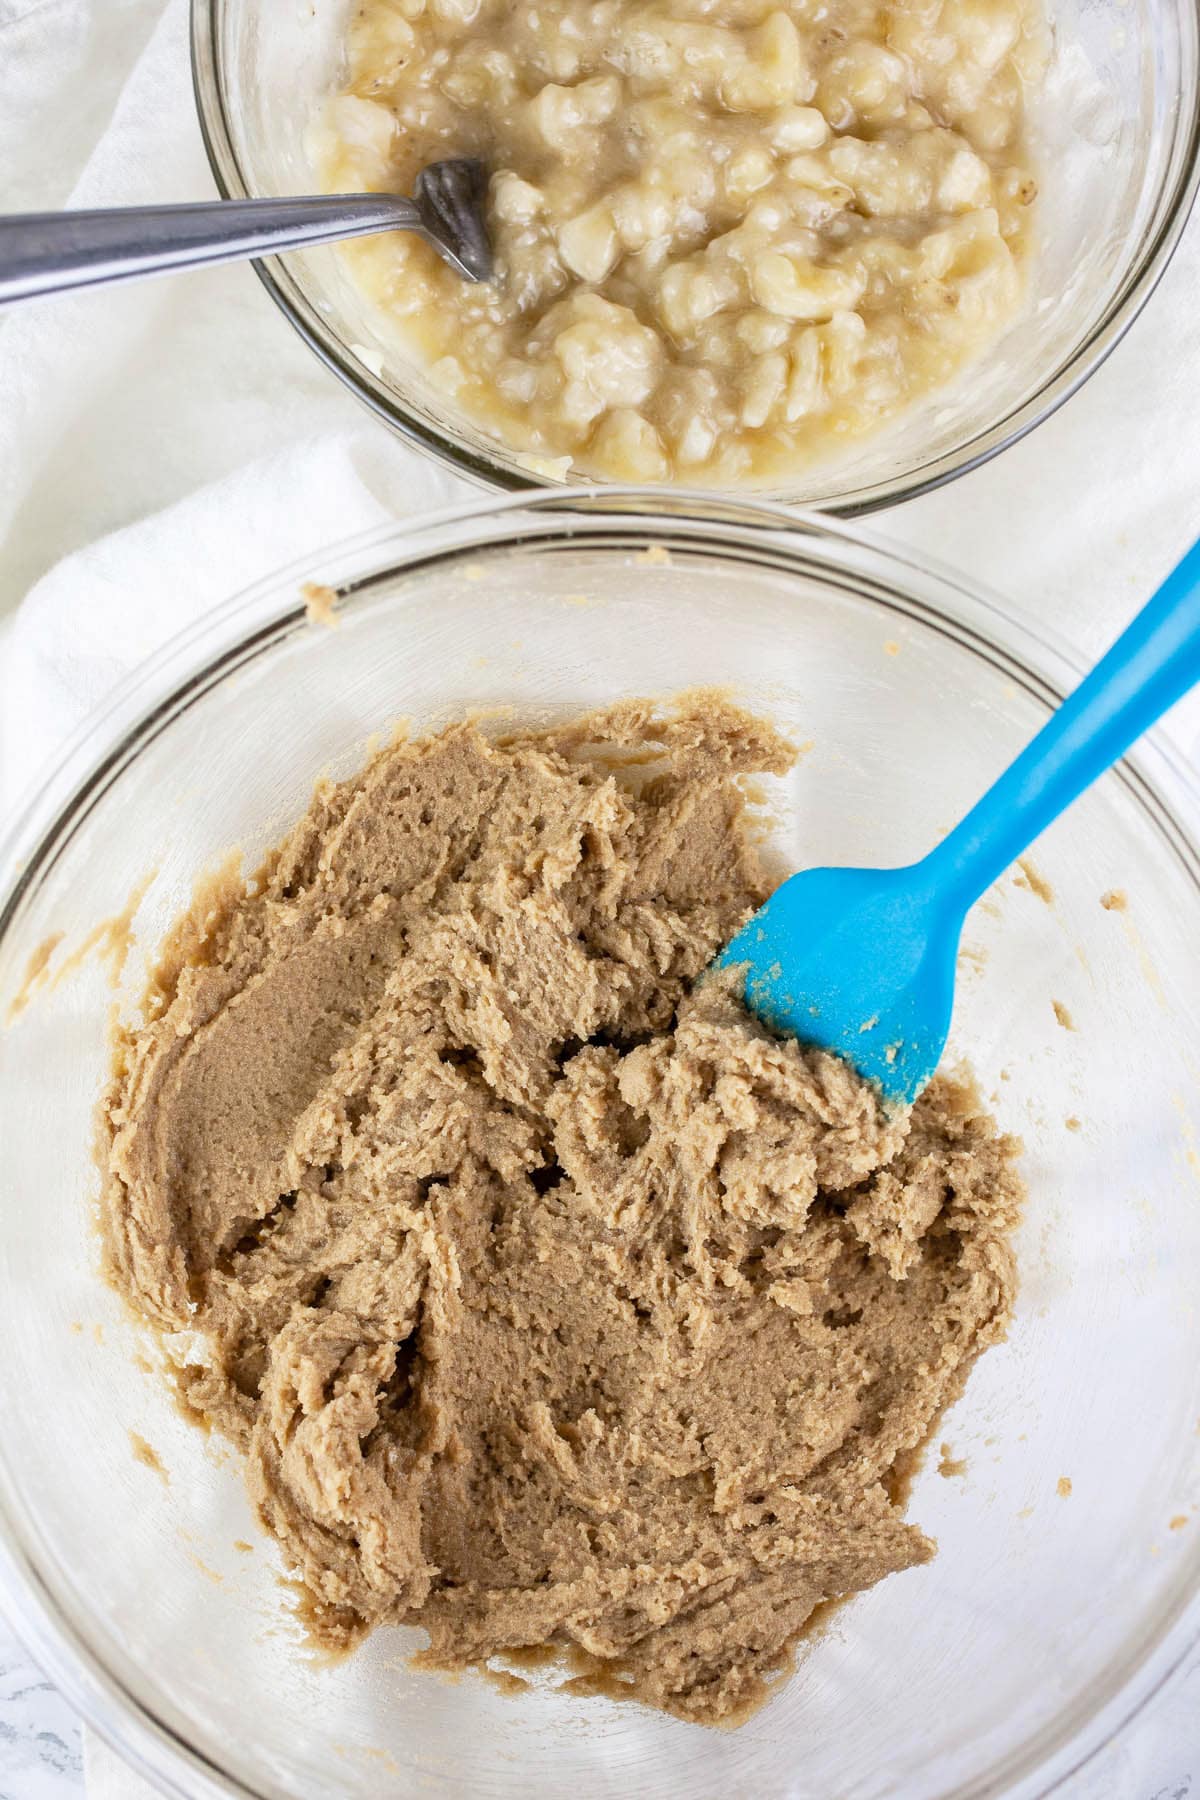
[6,931,64,1024]
[6,868,155,1025]
[1016,857,1053,906]
[302,581,340,631]
[937,1444,968,1480]
[101,696,1022,1726]
[130,1432,169,1483]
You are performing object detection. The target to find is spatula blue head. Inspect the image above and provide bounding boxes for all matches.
[716,533,1200,1105]
[717,864,962,1106]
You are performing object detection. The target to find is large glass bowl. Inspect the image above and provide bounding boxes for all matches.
[190,0,1200,510]
[1,490,1199,1800]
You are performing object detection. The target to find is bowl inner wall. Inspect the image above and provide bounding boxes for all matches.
[2,542,1200,1798]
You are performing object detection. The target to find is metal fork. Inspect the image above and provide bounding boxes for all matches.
[0,158,493,305]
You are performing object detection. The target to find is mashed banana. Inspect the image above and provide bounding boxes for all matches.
[317,0,1048,484]
[102,697,1021,1723]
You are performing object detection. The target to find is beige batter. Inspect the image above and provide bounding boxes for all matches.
[102,696,1021,1725]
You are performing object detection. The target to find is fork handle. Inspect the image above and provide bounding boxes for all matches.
[0,195,420,305]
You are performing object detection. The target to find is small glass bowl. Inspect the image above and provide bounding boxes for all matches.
[190,0,1200,509]
[1,491,1200,1797]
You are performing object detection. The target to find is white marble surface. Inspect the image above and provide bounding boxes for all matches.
[0,1615,81,1799]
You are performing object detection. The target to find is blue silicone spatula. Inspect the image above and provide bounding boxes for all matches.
[718,538,1200,1106]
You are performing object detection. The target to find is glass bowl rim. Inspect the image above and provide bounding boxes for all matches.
[1,486,1199,1800]
[188,0,1200,513]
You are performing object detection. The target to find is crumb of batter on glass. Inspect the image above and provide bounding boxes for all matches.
[1100,888,1128,912]
[1065,1115,1081,1132]
[7,871,155,1025]
[235,1539,255,1554]
[484,1666,534,1697]
[1056,1476,1072,1498]
[55,868,155,991]
[883,642,901,658]
[635,545,672,566]
[185,1551,224,1587]
[302,581,341,631]
[100,693,1024,1728]
[1016,858,1053,905]
[6,931,65,1024]
[1052,1000,1077,1032]
[1169,1515,1190,1531]
[937,1444,967,1479]
[130,1432,169,1483]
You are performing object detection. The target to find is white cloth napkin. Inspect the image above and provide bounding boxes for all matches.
[1,0,1199,1793]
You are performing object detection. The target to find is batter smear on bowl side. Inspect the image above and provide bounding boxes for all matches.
[101,695,1022,1725]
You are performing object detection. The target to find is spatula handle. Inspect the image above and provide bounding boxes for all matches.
[927,536,1200,904]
